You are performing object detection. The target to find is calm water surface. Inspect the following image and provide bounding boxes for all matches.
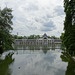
[0,44,75,75]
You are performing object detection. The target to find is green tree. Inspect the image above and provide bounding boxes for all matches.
[35,35,40,39]
[28,35,35,39]
[63,0,75,51]
[13,35,18,39]
[51,36,58,39]
[18,36,23,39]
[60,52,75,75]
[27,35,40,39]
[0,53,14,75]
[0,7,13,52]
[60,33,64,40]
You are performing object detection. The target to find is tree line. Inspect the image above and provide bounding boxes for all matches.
[13,34,59,39]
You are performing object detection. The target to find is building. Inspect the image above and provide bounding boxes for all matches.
[14,33,61,45]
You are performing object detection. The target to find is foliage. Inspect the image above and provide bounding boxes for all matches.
[0,53,14,75]
[27,35,40,39]
[50,36,59,39]
[60,52,75,75]
[63,0,75,51]
[0,7,13,52]
[18,36,23,39]
[13,34,59,40]
[60,33,64,40]
[13,35,18,39]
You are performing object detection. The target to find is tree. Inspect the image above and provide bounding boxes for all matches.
[50,36,58,39]
[18,36,23,39]
[63,0,75,51]
[0,7,13,52]
[28,35,35,39]
[0,53,14,75]
[60,52,75,75]
[27,35,40,39]
[13,35,18,39]
[60,33,64,40]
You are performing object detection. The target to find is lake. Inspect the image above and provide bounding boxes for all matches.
[0,44,75,75]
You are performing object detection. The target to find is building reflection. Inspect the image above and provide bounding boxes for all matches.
[14,44,61,50]
[13,44,61,54]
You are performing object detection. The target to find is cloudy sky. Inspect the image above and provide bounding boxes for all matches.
[0,0,65,37]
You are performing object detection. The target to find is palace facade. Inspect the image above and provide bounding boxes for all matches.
[14,33,61,45]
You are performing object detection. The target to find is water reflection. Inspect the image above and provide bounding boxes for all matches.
[13,44,61,54]
[0,53,14,75]
[60,52,75,75]
[0,44,75,75]
[14,44,61,50]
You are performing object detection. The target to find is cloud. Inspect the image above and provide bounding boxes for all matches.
[46,14,53,18]
[22,3,39,11]
[40,21,55,32]
[26,24,37,30]
[0,0,65,37]
[54,6,65,16]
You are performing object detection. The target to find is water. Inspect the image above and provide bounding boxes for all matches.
[0,44,75,75]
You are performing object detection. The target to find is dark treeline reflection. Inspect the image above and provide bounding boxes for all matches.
[0,53,14,75]
[14,44,61,50]
[60,52,75,75]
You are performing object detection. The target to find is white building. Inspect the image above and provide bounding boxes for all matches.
[14,33,61,45]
